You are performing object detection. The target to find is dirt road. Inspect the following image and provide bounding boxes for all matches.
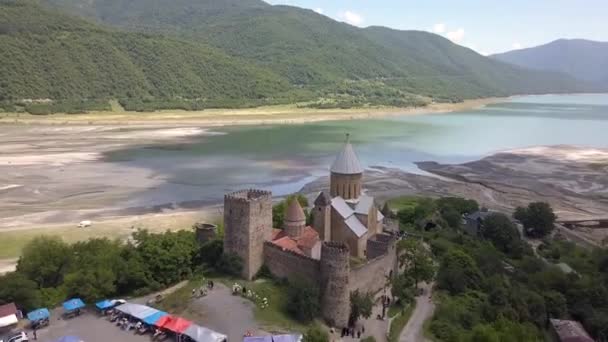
[400,282,435,342]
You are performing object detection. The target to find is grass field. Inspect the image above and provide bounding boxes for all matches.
[0,98,500,125]
[0,211,205,259]
[387,196,427,211]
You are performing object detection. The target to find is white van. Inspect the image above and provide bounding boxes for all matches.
[77,220,92,228]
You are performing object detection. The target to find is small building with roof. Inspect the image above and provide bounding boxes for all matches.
[549,318,594,342]
[0,302,19,329]
[270,199,321,259]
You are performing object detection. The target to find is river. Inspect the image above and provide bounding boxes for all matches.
[106,94,608,208]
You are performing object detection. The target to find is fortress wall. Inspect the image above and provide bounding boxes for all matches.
[366,239,389,259]
[349,246,397,294]
[263,242,321,284]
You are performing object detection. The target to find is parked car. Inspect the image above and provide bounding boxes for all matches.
[1,331,29,342]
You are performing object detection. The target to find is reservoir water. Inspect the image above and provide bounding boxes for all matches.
[107,94,608,207]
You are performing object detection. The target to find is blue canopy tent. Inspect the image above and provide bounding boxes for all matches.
[27,308,50,322]
[52,336,83,342]
[95,300,114,310]
[143,311,168,326]
[63,298,85,312]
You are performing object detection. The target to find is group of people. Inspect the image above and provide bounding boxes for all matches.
[107,310,154,337]
[340,326,365,339]
[192,280,215,298]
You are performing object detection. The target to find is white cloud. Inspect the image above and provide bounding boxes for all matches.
[446,28,465,43]
[433,23,446,34]
[338,10,364,26]
[314,7,323,14]
[512,42,523,50]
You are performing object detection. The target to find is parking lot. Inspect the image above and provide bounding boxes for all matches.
[6,311,153,342]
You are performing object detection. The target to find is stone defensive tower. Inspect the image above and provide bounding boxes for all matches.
[194,222,217,245]
[320,242,351,327]
[330,134,363,200]
[224,189,273,280]
[313,192,331,241]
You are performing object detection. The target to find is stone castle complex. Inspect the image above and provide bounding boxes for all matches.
[222,136,397,327]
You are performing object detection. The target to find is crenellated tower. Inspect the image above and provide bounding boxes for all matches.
[223,189,273,280]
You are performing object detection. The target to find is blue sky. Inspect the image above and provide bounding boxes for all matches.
[266,0,607,55]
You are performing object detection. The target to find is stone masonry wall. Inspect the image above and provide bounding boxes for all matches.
[366,239,389,260]
[349,243,397,294]
[263,242,321,284]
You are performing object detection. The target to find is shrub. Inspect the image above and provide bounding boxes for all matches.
[286,280,320,322]
[217,253,243,276]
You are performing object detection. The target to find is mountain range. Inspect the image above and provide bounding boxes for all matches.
[0,0,602,113]
[491,39,608,88]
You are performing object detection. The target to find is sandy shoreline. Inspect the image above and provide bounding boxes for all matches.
[0,97,505,126]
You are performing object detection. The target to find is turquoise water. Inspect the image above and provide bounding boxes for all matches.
[107,94,608,207]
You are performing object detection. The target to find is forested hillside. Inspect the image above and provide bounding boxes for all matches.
[0,1,293,111]
[492,39,608,87]
[0,0,599,113]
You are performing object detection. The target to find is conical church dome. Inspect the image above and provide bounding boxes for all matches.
[286,199,306,224]
[330,134,363,175]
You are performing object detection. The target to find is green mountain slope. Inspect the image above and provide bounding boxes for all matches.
[40,0,596,102]
[361,27,595,99]
[491,39,608,87]
[0,1,290,109]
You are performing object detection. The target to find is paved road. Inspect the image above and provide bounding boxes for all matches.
[399,282,435,342]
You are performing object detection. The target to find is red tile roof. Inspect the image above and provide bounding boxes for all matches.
[270,227,319,256]
[298,227,320,250]
[0,303,17,318]
[272,236,304,255]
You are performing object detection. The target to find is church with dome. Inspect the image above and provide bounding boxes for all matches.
[311,135,384,258]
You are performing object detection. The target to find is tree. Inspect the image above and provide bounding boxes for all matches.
[543,290,567,318]
[413,198,436,221]
[199,239,224,268]
[0,272,41,311]
[286,281,320,322]
[437,250,483,295]
[391,274,416,304]
[17,236,72,288]
[133,230,198,285]
[436,197,479,215]
[217,253,243,276]
[349,290,373,325]
[303,325,329,342]
[441,207,462,229]
[481,213,524,257]
[514,202,556,238]
[62,238,125,302]
[397,239,436,288]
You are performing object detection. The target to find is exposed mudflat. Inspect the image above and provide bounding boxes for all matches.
[303,146,608,223]
[0,124,213,228]
[416,145,608,221]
